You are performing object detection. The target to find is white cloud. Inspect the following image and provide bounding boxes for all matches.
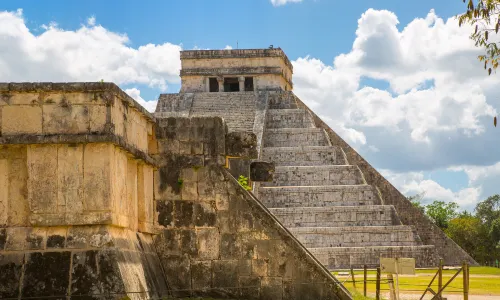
[270,0,302,7]
[0,10,182,91]
[124,88,158,113]
[291,8,500,209]
[224,45,233,50]
[380,169,481,209]
[87,16,96,26]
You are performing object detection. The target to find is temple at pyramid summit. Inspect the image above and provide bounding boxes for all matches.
[0,47,475,299]
[155,47,476,269]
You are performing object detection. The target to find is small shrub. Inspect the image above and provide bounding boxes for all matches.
[238,175,252,191]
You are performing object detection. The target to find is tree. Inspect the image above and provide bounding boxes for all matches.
[475,194,500,225]
[446,215,492,263]
[457,0,500,126]
[407,192,426,213]
[475,195,500,248]
[425,200,460,230]
[458,0,500,75]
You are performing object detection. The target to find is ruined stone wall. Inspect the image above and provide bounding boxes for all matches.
[0,83,167,299]
[152,116,351,300]
[290,92,477,266]
[180,49,293,92]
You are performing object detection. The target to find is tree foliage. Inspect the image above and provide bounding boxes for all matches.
[406,193,500,264]
[425,200,459,230]
[458,0,500,75]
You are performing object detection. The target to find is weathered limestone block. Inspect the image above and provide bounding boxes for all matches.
[260,165,364,187]
[269,206,400,227]
[250,161,275,182]
[261,146,346,166]
[265,109,315,129]
[0,226,168,299]
[0,82,156,156]
[1,105,43,134]
[289,226,421,248]
[259,185,381,208]
[225,131,258,158]
[263,128,330,147]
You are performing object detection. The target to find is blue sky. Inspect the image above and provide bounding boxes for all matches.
[0,0,498,210]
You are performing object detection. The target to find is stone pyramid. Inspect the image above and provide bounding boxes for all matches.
[155,48,477,270]
[257,92,438,269]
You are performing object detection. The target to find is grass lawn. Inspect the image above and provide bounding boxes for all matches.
[333,267,500,296]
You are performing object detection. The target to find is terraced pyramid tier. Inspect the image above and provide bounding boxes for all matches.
[310,245,439,269]
[260,165,365,187]
[257,91,442,269]
[258,185,381,208]
[269,206,400,227]
[265,109,315,128]
[261,146,346,166]
[263,128,330,147]
[288,226,422,248]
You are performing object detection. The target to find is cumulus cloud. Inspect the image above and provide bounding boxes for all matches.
[270,0,302,7]
[0,11,182,91]
[124,88,158,113]
[291,8,500,209]
[380,169,481,210]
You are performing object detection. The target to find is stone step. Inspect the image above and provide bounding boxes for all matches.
[309,245,439,269]
[269,205,400,227]
[263,128,329,147]
[265,109,315,129]
[260,165,364,187]
[261,146,346,166]
[258,185,380,208]
[268,93,298,109]
[288,226,422,248]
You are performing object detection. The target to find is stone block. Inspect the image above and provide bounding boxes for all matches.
[249,161,275,182]
[22,251,71,298]
[83,144,112,212]
[27,145,58,214]
[191,260,212,291]
[0,253,24,299]
[89,105,108,133]
[2,105,43,134]
[211,260,239,291]
[42,104,89,134]
[225,131,258,158]
[196,228,220,260]
[0,159,7,226]
[58,144,84,214]
[46,227,67,249]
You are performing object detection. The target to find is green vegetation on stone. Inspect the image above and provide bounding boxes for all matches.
[237,175,252,191]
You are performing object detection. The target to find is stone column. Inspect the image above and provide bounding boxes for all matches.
[238,76,245,92]
[217,77,224,92]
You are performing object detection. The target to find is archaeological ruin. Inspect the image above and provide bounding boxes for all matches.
[0,48,476,299]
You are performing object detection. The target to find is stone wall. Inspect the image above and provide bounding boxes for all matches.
[0,83,167,299]
[179,49,293,92]
[152,116,352,300]
[290,92,477,266]
[155,92,257,133]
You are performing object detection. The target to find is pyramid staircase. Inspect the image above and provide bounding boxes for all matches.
[258,93,440,269]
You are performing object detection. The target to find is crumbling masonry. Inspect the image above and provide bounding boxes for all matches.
[0,48,475,299]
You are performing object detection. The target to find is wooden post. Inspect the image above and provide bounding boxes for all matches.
[387,274,396,300]
[364,265,367,297]
[350,267,356,289]
[438,259,443,300]
[376,267,381,300]
[463,261,469,300]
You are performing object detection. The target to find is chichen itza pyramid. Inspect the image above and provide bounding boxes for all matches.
[0,47,475,299]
